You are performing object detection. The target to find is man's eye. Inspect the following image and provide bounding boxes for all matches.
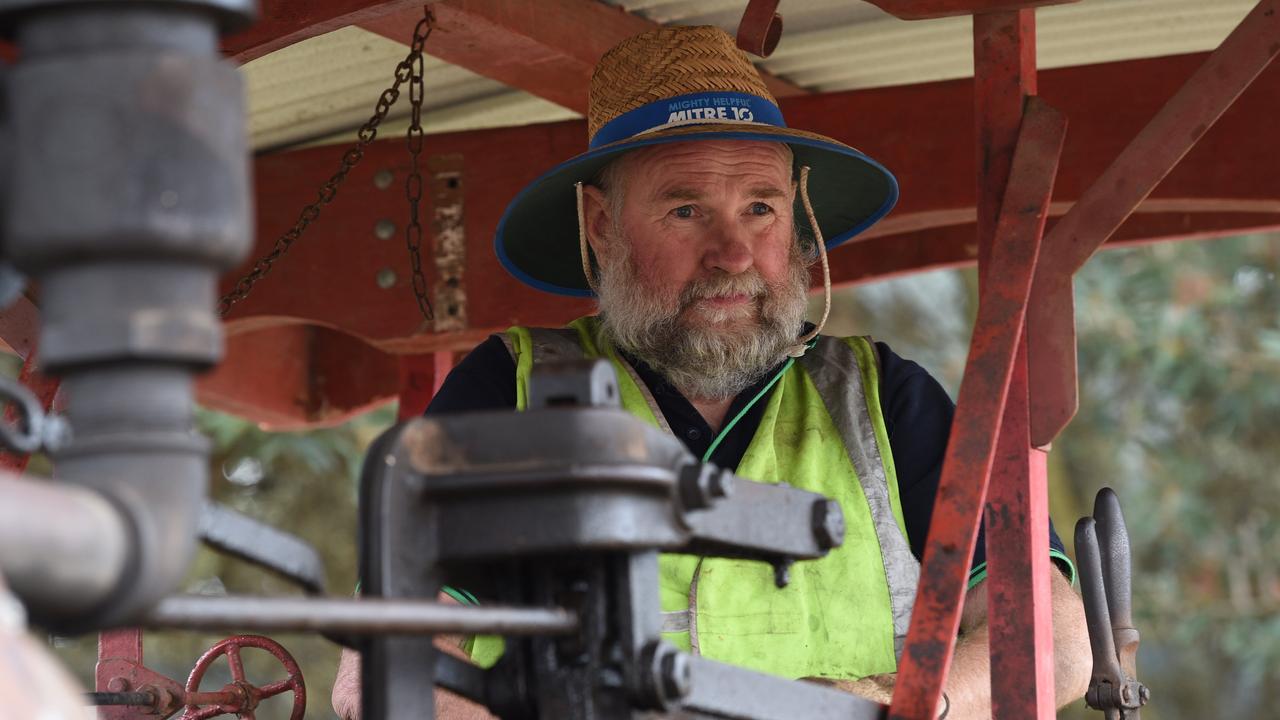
[671,205,695,219]
[749,202,774,216]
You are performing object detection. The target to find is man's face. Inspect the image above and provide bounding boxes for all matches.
[582,140,811,400]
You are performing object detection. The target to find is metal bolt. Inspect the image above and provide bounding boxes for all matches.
[376,268,397,289]
[1138,684,1151,704]
[107,678,129,693]
[812,499,845,550]
[659,646,691,700]
[773,560,792,588]
[638,640,690,708]
[678,464,734,510]
[373,169,395,189]
[374,218,396,239]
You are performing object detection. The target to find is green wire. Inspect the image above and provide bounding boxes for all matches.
[700,337,817,463]
[701,356,788,458]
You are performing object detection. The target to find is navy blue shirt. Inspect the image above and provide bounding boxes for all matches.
[427,334,1068,577]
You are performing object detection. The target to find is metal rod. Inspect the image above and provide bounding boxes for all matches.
[85,691,154,706]
[141,595,579,636]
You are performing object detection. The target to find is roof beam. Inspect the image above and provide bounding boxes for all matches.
[356,0,807,114]
[219,51,1280,355]
[863,0,1080,20]
[223,0,426,63]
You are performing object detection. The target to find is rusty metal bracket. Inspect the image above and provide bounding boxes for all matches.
[736,0,783,58]
[429,154,467,333]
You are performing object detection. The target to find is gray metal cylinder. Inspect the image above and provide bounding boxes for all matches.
[0,472,131,616]
[0,0,254,630]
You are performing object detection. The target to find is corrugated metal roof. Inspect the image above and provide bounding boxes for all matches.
[243,0,1256,152]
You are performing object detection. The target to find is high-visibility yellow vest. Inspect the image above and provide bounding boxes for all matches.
[486,316,920,681]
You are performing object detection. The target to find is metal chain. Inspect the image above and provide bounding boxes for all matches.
[218,11,435,319]
[405,15,434,321]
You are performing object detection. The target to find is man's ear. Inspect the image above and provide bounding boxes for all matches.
[580,184,614,264]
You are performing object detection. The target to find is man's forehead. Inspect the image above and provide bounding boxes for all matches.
[623,139,792,169]
[615,140,794,197]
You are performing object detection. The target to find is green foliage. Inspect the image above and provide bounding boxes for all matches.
[1060,234,1280,718]
[825,233,1280,718]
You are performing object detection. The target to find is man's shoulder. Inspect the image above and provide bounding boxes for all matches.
[424,334,518,414]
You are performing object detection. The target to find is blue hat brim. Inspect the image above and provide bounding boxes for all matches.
[495,126,899,297]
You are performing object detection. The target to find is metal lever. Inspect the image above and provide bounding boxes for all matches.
[1076,487,1149,719]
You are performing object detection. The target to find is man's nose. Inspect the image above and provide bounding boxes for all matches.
[702,222,753,275]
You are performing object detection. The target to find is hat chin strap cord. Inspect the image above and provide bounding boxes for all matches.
[574,164,831,359]
[788,165,830,357]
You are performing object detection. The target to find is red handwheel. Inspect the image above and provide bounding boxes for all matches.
[181,635,306,720]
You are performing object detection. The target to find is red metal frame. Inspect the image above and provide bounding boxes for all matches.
[356,1,806,110]
[892,2,1279,718]
[12,2,1277,717]
[887,95,1059,720]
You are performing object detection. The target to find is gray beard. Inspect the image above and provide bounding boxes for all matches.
[594,241,811,401]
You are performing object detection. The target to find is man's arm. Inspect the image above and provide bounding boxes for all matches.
[827,570,1092,718]
[941,571,1093,717]
[330,593,497,720]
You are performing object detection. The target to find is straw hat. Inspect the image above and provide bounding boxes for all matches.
[495,25,898,297]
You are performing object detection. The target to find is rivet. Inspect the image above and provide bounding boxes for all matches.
[374,169,394,189]
[376,268,397,289]
[375,219,396,240]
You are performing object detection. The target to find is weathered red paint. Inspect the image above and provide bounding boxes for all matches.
[224,52,1280,348]
[974,12,1058,719]
[222,0,425,63]
[396,351,455,420]
[0,295,39,359]
[864,0,1078,21]
[354,0,804,113]
[183,635,306,720]
[197,326,400,430]
[972,9,1035,275]
[96,627,188,720]
[987,399,1056,719]
[1027,0,1280,446]
[889,96,1063,720]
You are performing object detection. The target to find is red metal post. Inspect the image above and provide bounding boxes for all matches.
[971,10,1059,720]
[397,351,454,421]
[888,94,1060,719]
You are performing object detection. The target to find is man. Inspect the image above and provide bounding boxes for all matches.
[334,25,1090,719]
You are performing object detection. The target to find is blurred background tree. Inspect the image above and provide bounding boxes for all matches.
[33,231,1280,718]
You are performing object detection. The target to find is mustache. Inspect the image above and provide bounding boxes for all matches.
[677,271,768,309]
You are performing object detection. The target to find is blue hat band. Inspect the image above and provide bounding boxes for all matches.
[588,91,787,150]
